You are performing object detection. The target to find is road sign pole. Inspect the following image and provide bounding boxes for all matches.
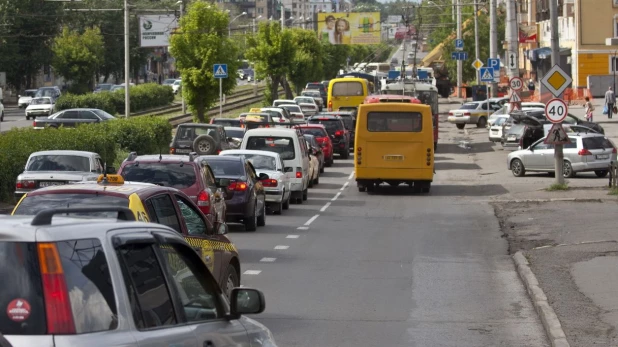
[219,78,223,118]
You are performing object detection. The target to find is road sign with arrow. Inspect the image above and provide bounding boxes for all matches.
[507,51,517,71]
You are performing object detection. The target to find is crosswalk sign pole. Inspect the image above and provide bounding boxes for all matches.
[219,78,223,118]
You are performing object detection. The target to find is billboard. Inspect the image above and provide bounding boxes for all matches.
[519,25,537,43]
[317,12,381,45]
[139,15,178,47]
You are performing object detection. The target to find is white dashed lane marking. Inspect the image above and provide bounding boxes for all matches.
[331,192,341,201]
[320,202,331,212]
[304,214,320,226]
[274,245,290,250]
[348,171,355,180]
[260,258,277,262]
[340,182,349,190]
[243,270,262,275]
[297,226,310,230]
[286,235,300,239]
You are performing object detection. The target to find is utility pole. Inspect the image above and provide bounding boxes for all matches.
[456,0,462,97]
[506,0,518,79]
[489,0,498,97]
[473,2,480,85]
[549,0,564,185]
[179,0,186,114]
[280,1,285,28]
[124,0,130,118]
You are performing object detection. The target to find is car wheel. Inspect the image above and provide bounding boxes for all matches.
[257,201,266,227]
[308,176,314,188]
[0,111,3,122]
[26,115,30,120]
[456,124,465,130]
[477,117,487,128]
[222,264,239,300]
[273,199,283,215]
[193,135,217,155]
[326,159,333,167]
[302,188,308,201]
[510,159,526,177]
[244,202,257,232]
[282,191,290,210]
[563,160,576,178]
[314,174,319,185]
[595,170,609,178]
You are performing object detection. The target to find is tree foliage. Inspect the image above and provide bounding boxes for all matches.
[169,2,240,122]
[52,26,104,94]
[287,29,323,94]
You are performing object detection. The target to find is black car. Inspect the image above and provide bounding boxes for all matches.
[563,113,604,134]
[502,114,549,150]
[170,124,234,155]
[308,114,351,158]
[199,155,267,231]
[316,111,356,149]
[33,108,116,128]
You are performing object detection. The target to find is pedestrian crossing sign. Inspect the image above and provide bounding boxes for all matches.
[213,64,228,78]
[480,67,494,82]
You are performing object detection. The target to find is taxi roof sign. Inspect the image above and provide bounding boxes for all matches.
[249,108,263,113]
[97,174,125,184]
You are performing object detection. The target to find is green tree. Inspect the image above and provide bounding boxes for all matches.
[287,29,323,94]
[52,26,104,94]
[169,2,239,122]
[321,43,349,79]
[246,22,295,105]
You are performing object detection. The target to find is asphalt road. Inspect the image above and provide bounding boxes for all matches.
[228,153,548,346]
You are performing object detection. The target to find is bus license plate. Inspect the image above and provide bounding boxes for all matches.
[384,155,403,161]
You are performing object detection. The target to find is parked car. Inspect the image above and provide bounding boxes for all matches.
[304,133,324,174]
[220,149,292,214]
[162,78,177,86]
[296,124,334,167]
[118,153,227,227]
[210,117,244,128]
[307,114,350,158]
[34,86,61,102]
[93,83,114,93]
[199,155,267,231]
[14,150,111,200]
[502,113,550,151]
[447,100,502,129]
[507,133,617,178]
[172,79,182,94]
[170,124,235,155]
[487,103,545,127]
[25,97,54,120]
[33,108,116,129]
[300,90,324,110]
[17,89,37,108]
[488,115,510,142]
[110,85,124,92]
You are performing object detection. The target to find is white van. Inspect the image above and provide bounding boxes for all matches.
[241,128,310,203]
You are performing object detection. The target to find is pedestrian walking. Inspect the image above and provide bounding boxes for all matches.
[528,79,535,93]
[584,96,595,122]
[605,86,616,119]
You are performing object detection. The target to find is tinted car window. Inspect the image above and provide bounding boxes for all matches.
[92,109,115,120]
[300,128,328,138]
[57,239,118,333]
[308,119,343,133]
[337,116,355,129]
[147,195,181,233]
[367,112,422,132]
[204,159,244,176]
[0,242,46,335]
[27,155,90,172]
[245,136,296,160]
[281,105,302,113]
[459,103,479,110]
[213,119,241,127]
[176,196,207,235]
[13,193,128,216]
[224,129,244,138]
[583,137,614,149]
[121,163,197,189]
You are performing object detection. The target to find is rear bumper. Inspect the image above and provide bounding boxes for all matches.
[264,189,284,203]
[572,160,613,172]
[224,195,250,218]
[447,115,471,124]
[355,167,434,182]
[502,142,520,151]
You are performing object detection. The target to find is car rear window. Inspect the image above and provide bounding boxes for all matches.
[14,193,129,216]
[245,136,296,160]
[240,154,277,171]
[26,155,90,172]
[308,119,343,133]
[459,103,479,110]
[281,105,302,113]
[299,127,328,138]
[225,129,244,138]
[583,137,614,149]
[332,82,363,97]
[213,119,241,127]
[367,112,422,132]
[121,163,197,189]
[0,239,117,335]
[338,116,355,130]
[203,160,244,177]
[92,109,115,120]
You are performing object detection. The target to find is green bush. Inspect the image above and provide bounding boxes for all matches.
[0,116,172,202]
[55,83,175,115]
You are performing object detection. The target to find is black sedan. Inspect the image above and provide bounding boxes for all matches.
[199,155,267,231]
[33,108,115,129]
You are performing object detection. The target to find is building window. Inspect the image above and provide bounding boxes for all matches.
[609,56,618,73]
[614,15,618,37]
[614,0,618,7]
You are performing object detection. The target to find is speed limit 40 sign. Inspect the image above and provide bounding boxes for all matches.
[509,77,523,91]
[545,98,568,123]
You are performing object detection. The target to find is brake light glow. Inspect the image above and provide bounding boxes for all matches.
[228,181,247,191]
[38,243,75,334]
[613,148,617,154]
[32,121,37,127]
[16,180,36,189]
[197,190,211,214]
[169,148,175,154]
[261,179,278,187]
[463,112,471,116]
[578,149,592,156]
[328,100,332,111]
[296,171,302,178]
[356,146,362,165]
[335,130,343,137]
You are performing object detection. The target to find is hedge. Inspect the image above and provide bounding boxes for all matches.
[0,116,172,202]
[55,83,175,116]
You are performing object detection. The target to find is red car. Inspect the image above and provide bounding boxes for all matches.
[296,124,334,166]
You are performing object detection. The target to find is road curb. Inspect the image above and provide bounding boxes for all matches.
[489,198,607,203]
[513,251,570,347]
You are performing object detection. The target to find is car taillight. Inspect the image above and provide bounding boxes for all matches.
[296,171,302,178]
[228,181,247,191]
[197,190,210,214]
[16,180,35,189]
[170,148,176,154]
[262,179,278,187]
[32,121,37,127]
[613,148,617,154]
[328,100,332,111]
[38,243,75,334]
[217,149,222,154]
[356,146,362,165]
[335,130,343,137]
[578,149,592,156]
[426,147,432,166]
[463,112,471,116]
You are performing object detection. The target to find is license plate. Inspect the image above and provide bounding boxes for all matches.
[507,136,516,141]
[175,149,190,154]
[39,181,64,187]
[596,154,609,159]
[384,155,404,161]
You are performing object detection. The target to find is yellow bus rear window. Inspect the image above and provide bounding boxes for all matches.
[332,82,363,96]
[367,112,422,132]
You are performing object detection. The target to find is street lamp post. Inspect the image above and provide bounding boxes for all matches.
[229,12,247,36]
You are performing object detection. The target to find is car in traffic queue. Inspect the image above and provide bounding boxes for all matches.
[2,206,276,346]
[300,90,324,110]
[279,104,305,123]
[210,117,244,128]
[11,175,243,295]
[304,82,328,101]
[220,149,292,214]
[118,152,227,227]
[272,99,297,108]
[25,97,55,120]
[303,133,325,173]
[303,134,323,184]
[170,124,235,155]
[507,133,617,178]
[34,86,61,102]
[307,114,350,159]
[242,113,280,130]
[32,108,116,129]
[316,111,356,150]
[224,126,245,148]
[198,155,267,231]
[296,124,334,167]
[17,89,37,108]
[294,96,320,110]
[254,107,291,123]
[298,102,318,118]
[327,77,369,112]
[447,100,502,129]
[14,150,111,200]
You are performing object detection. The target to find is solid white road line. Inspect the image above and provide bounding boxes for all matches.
[304,214,320,226]
[320,202,331,212]
[340,182,349,191]
[331,192,341,201]
[260,258,277,262]
[297,226,310,230]
[243,270,262,275]
[348,171,355,180]
[286,235,300,239]
[274,245,290,250]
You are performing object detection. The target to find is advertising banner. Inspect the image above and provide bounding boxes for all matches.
[140,15,178,47]
[519,25,537,43]
[317,12,381,45]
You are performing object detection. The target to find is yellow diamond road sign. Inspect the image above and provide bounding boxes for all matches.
[472,59,484,70]
[541,64,572,97]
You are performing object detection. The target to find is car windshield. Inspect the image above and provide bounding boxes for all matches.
[281,105,302,113]
[121,162,197,188]
[338,116,355,129]
[308,119,342,133]
[35,89,57,98]
[225,129,244,138]
[93,109,115,119]
[13,193,129,216]
[296,98,313,104]
[24,90,37,97]
[245,136,296,160]
[31,98,51,105]
[204,160,244,177]
[460,103,479,110]
[242,154,277,170]
[26,155,90,172]
[299,127,328,138]
[163,79,176,85]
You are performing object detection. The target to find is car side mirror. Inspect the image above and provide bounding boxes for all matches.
[258,173,269,180]
[228,288,265,319]
[284,167,293,173]
[106,166,116,174]
[218,178,231,187]
[17,95,21,98]
[216,223,229,235]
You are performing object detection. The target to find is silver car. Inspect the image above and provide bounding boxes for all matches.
[507,133,617,178]
[447,100,501,129]
[3,206,277,347]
